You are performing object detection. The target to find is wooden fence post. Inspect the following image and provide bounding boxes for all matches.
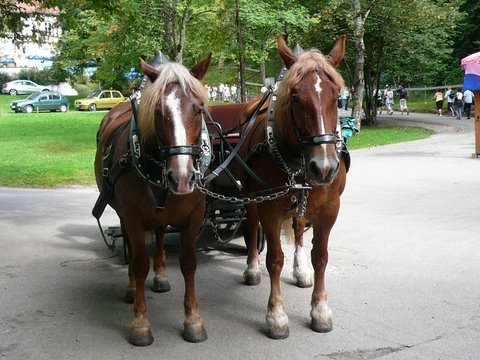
[475,91,480,158]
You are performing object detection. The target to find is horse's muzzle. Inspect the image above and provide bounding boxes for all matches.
[166,169,196,195]
[305,156,340,186]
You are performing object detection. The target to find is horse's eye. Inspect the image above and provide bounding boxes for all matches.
[192,104,204,115]
[291,92,300,103]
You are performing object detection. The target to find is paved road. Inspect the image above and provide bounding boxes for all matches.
[1,113,479,359]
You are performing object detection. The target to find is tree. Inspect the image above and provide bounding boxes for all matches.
[305,0,464,127]
[1,1,54,44]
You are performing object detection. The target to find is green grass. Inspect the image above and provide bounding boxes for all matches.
[347,126,433,149]
[0,94,104,187]
[0,94,433,188]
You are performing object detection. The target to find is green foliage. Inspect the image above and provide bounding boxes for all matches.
[0,72,12,85]
[2,0,473,108]
[15,67,67,84]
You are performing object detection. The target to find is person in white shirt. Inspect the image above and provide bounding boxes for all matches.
[230,84,237,102]
[454,91,463,120]
[444,87,455,116]
[224,84,230,102]
[218,83,225,101]
[463,89,474,119]
[384,85,394,115]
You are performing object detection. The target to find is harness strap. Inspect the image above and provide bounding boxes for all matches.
[92,121,130,220]
[203,90,271,188]
[130,99,168,211]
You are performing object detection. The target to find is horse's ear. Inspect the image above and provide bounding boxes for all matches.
[327,35,346,67]
[190,53,212,81]
[277,36,297,69]
[140,57,160,83]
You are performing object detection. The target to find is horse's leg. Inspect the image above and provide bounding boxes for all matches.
[121,218,136,304]
[123,217,153,346]
[152,226,171,293]
[243,203,261,285]
[179,218,207,343]
[292,217,313,288]
[309,202,339,333]
[262,217,289,339]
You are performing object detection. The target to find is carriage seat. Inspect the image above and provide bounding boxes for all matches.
[207,103,248,193]
[208,103,247,143]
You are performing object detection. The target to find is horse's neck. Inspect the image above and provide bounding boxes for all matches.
[99,102,132,146]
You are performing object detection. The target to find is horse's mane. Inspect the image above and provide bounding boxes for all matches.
[274,49,345,142]
[138,62,208,142]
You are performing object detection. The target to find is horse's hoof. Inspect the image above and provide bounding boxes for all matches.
[183,323,208,343]
[266,326,289,340]
[311,318,333,333]
[152,277,171,293]
[295,278,313,288]
[243,271,261,286]
[124,288,136,304]
[129,327,154,346]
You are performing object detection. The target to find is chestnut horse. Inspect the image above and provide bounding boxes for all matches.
[239,36,347,339]
[94,54,211,346]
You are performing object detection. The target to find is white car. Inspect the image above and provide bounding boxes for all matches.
[2,80,50,96]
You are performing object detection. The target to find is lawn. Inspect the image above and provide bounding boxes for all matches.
[0,94,434,188]
[0,94,104,187]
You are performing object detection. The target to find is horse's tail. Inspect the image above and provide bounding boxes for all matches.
[282,218,295,245]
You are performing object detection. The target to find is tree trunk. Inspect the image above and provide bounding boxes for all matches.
[174,5,190,63]
[353,0,365,131]
[236,0,246,102]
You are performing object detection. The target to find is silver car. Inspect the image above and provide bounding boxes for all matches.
[2,80,50,96]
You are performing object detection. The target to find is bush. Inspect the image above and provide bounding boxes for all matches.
[0,72,12,85]
[16,66,69,85]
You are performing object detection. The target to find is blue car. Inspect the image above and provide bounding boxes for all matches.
[10,91,70,113]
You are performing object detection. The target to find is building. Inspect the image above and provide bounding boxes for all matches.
[0,3,61,75]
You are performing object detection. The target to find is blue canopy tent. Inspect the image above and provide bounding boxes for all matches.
[0,57,15,64]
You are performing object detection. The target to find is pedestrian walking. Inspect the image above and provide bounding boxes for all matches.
[434,89,444,116]
[230,84,238,102]
[385,85,394,115]
[445,87,455,116]
[396,85,409,115]
[463,89,474,119]
[454,90,463,119]
[340,87,349,110]
[375,88,384,114]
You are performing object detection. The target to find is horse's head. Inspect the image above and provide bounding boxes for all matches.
[138,54,211,194]
[275,36,346,186]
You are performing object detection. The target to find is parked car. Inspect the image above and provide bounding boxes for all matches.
[74,90,125,111]
[2,80,50,95]
[10,91,70,113]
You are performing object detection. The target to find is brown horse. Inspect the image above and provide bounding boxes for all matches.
[94,54,211,346]
[239,36,347,339]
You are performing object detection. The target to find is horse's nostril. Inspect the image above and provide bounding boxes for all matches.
[167,171,177,186]
[308,160,321,177]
